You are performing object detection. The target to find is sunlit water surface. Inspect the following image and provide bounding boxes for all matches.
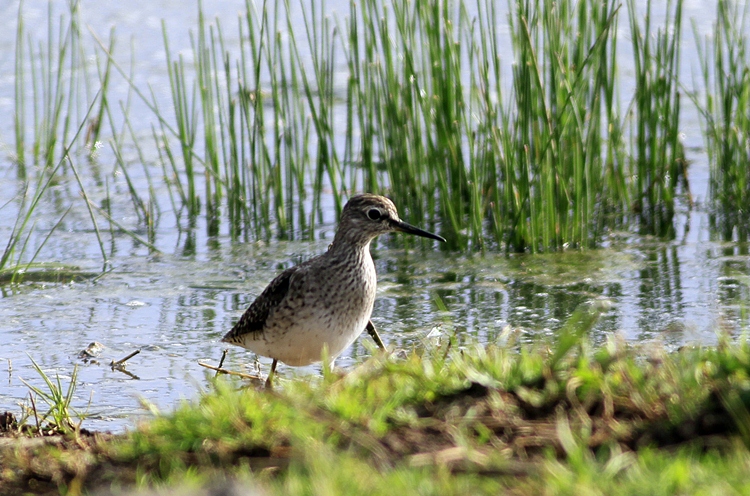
[2,220,748,432]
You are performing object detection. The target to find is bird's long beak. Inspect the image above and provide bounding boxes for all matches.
[391,219,446,243]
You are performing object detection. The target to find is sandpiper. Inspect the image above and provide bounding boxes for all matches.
[222,193,446,387]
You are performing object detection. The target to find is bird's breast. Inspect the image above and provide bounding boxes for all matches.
[255,253,377,365]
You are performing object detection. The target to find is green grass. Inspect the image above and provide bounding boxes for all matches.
[5,308,750,494]
[1,356,86,437]
[19,357,85,435]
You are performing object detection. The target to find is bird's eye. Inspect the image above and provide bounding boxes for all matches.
[367,208,382,221]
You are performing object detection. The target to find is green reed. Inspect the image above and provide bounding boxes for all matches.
[0,182,66,280]
[0,157,74,283]
[8,0,718,253]
[133,0,695,251]
[695,0,750,242]
[2,89,110,282]
[163,25,201,220]
[294,0,345,229]
[4,1,119,278]
[194,8,225,236]
[499,0,625,251]
[14,3,26,173]
[13,1,102,170]
[627,0,686,238]
[154,0,305,239]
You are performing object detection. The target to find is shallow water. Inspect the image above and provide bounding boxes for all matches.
[2,213,748,432]
[1,0,749,433]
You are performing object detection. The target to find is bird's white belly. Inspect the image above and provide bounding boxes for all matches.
[244,276,375,366]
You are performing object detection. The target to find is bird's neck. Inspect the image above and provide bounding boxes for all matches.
[328,230,373,260]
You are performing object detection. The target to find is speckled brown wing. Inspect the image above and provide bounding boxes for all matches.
[222,265,299,344]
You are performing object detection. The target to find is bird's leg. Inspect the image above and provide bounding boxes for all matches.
[365,320,386,350]
[265,359,278,389]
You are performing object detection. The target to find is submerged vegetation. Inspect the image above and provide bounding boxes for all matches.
[3,0,749,264]
[4,307,750,494]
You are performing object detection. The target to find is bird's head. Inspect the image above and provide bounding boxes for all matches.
[334,193,446,247]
